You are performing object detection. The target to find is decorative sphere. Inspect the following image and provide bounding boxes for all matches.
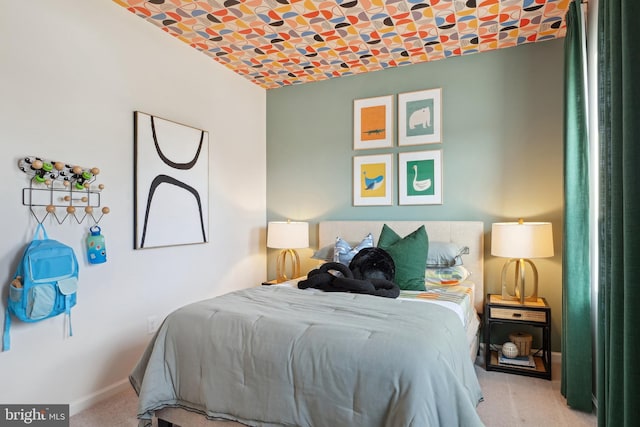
[63,181,70,187]
[72,166,83,175]
[101,206,110,214]
[32,159,43,170]
[502,342,519,359]
[85,206,93,214]
[44,179,51,186]
[64,195,71,201]
[91,167,100,175]
[46,205,56,213]
[98,184,105,190]
[66,206,76,214]
[54,162,65,171]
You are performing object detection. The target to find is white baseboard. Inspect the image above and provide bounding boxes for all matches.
[69,378,130,416]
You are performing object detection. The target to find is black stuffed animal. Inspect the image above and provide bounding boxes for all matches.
[298,247,399,298]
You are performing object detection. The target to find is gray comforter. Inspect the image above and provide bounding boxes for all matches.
[130,286,484,427]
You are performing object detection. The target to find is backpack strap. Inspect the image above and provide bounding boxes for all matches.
[64,295,73,338]
[32,223,49,241]
[58,278,77,338]
[3,308,11,351]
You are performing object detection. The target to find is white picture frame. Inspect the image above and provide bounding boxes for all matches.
[398,150,443,205]
[398,88,442,146]
[353,95,394,150]
[134,111,209,249]
[353,154,393,206]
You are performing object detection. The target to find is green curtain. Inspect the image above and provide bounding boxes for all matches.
[597,0,640,426]
[561,0,593,412]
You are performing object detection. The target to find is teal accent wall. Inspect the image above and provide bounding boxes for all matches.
[266,39,565,351]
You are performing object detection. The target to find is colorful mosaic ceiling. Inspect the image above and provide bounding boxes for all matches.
[113,0,570,89]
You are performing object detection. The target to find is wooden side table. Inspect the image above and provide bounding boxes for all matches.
[262,277,305,286]
[484,294,552,380]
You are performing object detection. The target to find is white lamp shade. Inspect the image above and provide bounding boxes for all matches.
[491,222,554,259]
[267,221,309,249]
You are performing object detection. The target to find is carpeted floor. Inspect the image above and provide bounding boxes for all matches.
[71,360,597,427]
[474,363,596,426]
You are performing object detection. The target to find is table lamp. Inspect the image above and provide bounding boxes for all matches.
[267,220,309,283]
[491,219,554,304]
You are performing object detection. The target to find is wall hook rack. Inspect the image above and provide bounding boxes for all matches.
[19,156,110,225]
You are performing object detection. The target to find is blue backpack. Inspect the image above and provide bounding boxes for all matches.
[3,224,79,351]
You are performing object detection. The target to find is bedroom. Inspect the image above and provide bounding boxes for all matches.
[1,0,635,426]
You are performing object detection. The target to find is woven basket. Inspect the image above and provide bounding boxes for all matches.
[509,332,533,356]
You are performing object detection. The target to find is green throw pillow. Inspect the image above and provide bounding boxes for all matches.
[377,224,429,291]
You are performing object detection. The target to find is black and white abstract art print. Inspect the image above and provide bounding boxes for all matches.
[134,111,209,249]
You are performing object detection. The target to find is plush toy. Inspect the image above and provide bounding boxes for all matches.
[299,248,399,298]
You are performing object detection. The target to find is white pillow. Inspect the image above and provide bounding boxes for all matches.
[426,242,468,268]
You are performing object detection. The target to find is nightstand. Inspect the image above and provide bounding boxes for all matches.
[484,294,552,380]
[262,277,305,286]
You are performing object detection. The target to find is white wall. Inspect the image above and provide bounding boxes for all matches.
[0,0,266,413]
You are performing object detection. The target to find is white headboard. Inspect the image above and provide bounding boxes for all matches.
[318,221,485,313]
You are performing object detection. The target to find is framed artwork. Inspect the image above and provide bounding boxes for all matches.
[398,150,443,205]
[134,111,209,249]
[353,95,394,150]
[353,154,393,206]
[398,88,442,146]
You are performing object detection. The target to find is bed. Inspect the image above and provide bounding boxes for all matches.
[130,220,485,427]
[317,221,485,361]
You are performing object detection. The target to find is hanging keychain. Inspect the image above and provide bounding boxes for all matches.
[86,225,107,264]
